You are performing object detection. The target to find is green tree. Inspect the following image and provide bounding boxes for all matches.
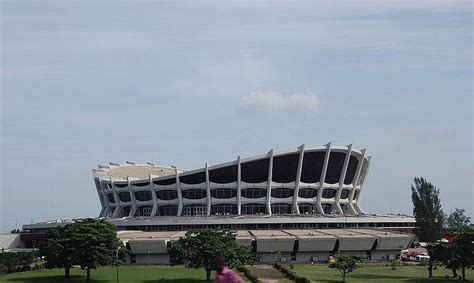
[428,241,459,278]
[451,227,474,280]
[411,177,444,278]
[168,228,254,281]
[446,208,471,229]
[68,218,125,281]
[40,219,126,281]
[328,254,363,282]
[39,226,76,278]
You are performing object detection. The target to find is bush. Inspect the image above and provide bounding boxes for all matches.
[390,260,397,270]
[274,262,310,283]
[238,266,262,283]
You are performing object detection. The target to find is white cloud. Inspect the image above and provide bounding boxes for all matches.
[241,90,320,115]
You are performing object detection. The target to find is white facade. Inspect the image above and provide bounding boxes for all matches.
[92,144,371,218]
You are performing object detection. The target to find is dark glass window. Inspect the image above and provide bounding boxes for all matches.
[154,178,176,186]
[322,189,336,199]
[322,203,333,214]
[272,154,299,183]
[241,188,267,198]
[105,183,112,189]
[156,190,178,200]
[122,206,132,216]
[159,205,178,216]
[241,159,269,183]
[298,203,314,214]
[298,188,318,198]
[209,165,237,183]
[241,203,267,214]
[325,152,346,184]
[211,188,237,199]
[135,206,153,216]
[340,189,350,199]
[211,204,237,215]
[135,191,152,201]
[344,156,359,185]
[118,192,131,202]
[107,193,115,203]
[301,151,326,183]
[271,188,294,198]
[353,190,359,200]
[183,204,207,216]
[180,172,206,184]
[271,203,292,214]
[181,189,207,199]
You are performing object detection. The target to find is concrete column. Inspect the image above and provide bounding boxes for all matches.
[266,149,274,215]
[150,175,158,217]
[94,177,105,217]
[348,149,365,215]
[293,144,305,214]
[205,164,211,215]
[111,178,121,218]
[175,168,183,216]
[316,142,331,214]
[355,156,371,214]
[237,156,242,215]
[334,144,352,214]
[128,176,137,217]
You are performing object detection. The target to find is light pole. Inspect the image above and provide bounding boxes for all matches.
[116,247,120,283]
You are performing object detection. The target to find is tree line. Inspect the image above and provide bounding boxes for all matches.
[411,177,473,281]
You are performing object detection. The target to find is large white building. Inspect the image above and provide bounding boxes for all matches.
[93,143,371,218]
[19,143,416,264]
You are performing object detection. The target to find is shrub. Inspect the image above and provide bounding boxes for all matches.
[391,260,397,270]
[238,266,262,283]
[274,262,310,283]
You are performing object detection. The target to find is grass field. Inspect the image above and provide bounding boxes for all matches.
[285,263,474,283]
[1,264,473,283]
[0,265,244,283]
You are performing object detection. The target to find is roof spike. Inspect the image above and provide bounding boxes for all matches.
[324,142,332,147]
[298,144,305,150]
[267,149,274,155]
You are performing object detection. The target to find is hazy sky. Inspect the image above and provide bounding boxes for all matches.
[1,0,472,233]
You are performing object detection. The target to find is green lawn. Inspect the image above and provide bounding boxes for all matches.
[0,265,241,283]
[285,263,474,283]
[1,264,473,283]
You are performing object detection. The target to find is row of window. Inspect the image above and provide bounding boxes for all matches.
[111,202,359,217]
[107,189,360,203]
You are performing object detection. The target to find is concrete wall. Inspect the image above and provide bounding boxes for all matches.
[133,254,170,264]
[256,252,292,263]
[295,252,330,263]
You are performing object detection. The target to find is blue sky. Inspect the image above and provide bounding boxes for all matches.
[1,0,472,233]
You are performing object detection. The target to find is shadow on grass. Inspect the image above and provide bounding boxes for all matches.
[4,275,107,283]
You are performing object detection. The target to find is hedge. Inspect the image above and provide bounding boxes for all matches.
[238,265,262,283]
[274,262,310,283]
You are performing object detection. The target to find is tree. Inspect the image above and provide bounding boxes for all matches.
[329,254,363,282]
[446,208,471,229]
[428,227,474,280]
[39,226,76,278]
[68,218,125,281]
[168,228,254,281]
[39,219,126,281]
[451,227,474,280]
[411,177,444,279]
